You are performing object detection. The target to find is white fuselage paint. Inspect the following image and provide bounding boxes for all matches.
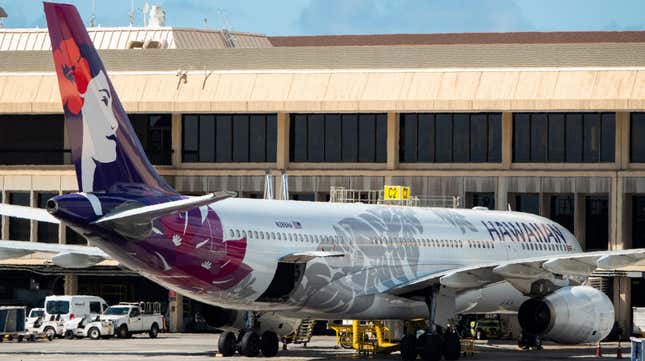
[152,198,582,320]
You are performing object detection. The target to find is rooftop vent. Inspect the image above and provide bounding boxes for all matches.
[148,5,165,27]
[0,6,7,28]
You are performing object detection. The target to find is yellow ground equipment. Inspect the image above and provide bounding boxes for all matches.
[460,338,476,357]
[329,320,399,355]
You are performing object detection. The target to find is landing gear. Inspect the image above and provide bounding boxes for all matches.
[260,331,279,357]
[402,286,461,361]
[218,329,281,357]
[517,331,542,350]
[218,331,236,357]
[419,333,442,361]
[239,330,261,357]
[442,329,461,361]
[400,335,417,361]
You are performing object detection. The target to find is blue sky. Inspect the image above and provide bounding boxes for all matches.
[3,1,644,35]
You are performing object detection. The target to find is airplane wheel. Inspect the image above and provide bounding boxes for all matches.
[260,331,279,357]
[240,331,260,357]
[400,335,417,361]
[218,331,236,357]
[420,333,442,361]
[442,331,461,360]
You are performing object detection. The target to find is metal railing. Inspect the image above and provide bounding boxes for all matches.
[329,186,460,208]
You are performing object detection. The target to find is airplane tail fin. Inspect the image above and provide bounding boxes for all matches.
[44,2,176,194]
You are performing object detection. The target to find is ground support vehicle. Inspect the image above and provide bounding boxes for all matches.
[44,295,108,337]
[0,306,47,342]
[470,319,502,340]
[64,316,114,340]
[100,303,163,339]
[23,308,54,342]
[328,320,399,354]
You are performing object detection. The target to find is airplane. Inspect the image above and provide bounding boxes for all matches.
[0,2,643,360]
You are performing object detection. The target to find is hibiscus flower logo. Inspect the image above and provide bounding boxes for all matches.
[52,38,91,115]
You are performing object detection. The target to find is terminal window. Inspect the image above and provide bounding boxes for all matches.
[630,113,645,162]
[9,192,30,241]
[37,192,59,243]
[0,115,66,165]
[466,192,495,209]
[130,114,172,165]
[586,195,609,251]
[182,114,277,163]
[400,113,501,163]
[513,112,615,163]
[290,113,387,163]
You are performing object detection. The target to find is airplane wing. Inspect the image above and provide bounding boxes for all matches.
[0,240,111,268]
[0,204,60,224]
[388,248,645,297]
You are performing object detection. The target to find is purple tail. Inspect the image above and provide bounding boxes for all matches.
[44,2,176,194]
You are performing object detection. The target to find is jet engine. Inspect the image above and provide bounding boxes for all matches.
[517,286,614,344]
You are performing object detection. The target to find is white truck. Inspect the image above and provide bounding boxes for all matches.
[100,303,163,339]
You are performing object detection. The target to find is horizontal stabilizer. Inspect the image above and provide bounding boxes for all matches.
[0,240,109,268]
[0,204,60,224]
[94,192,234,224]
[280,251,344,263]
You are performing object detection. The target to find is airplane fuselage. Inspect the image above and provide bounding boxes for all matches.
[82,197,582,320]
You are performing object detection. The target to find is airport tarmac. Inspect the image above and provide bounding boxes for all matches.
[0,333,633,361]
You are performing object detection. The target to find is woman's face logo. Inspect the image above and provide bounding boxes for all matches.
[81,70,118,163]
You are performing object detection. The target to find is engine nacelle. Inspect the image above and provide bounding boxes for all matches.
[518,286,614,344]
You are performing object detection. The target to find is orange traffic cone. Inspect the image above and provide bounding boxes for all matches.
[595,343,602,357]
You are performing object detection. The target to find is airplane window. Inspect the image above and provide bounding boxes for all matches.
[254,231,258,238]
[229,230,234,237]
[235,230,240,238]
[242,231,247,238]
[299,234,304,242]
[271,232,276,240]
[283,233,287,241]
[277,233,282,240]
[288,234,293,241]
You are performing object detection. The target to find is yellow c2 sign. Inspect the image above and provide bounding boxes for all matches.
[384,186,410,200]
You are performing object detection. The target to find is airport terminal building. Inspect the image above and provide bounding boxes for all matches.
[1,25,645,333]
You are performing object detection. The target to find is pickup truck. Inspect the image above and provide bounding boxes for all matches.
[100,303,163,339]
